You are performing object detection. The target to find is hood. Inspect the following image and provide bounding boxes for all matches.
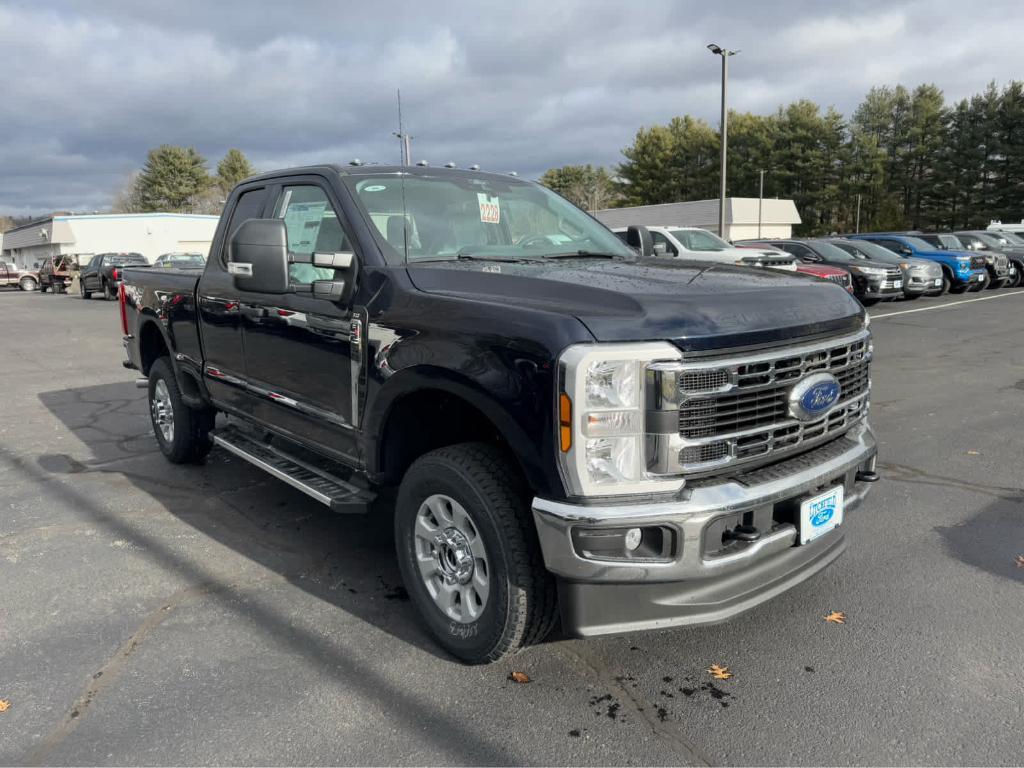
[407,257,863,352]
[796,264,846,277]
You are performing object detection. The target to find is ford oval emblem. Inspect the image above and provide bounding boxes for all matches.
[810,507,834,527]
[789,372,842,421]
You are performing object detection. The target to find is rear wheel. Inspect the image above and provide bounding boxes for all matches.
[103,280,116,300]
[19,276,37,291]
[80,280,91,300]
[148,357,214,464]
[395,443,557,664]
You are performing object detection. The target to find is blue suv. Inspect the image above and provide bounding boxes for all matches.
[848,234,987,294]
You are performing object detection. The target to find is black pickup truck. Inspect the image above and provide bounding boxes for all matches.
[81,252,149,300]
[120,164,879,663]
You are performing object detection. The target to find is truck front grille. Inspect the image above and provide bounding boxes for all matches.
[971,255,986,269]
[647,330,872,477]
[825,273,851,288]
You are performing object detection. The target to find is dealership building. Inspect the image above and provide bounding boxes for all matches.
[592,197,801,241]
[1,213,219,269]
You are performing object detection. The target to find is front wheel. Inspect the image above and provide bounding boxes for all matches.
[148,357,214,464]
[19,276,37,291]
[395,443,557,664]
[949,280,969,294]
[861,297,879,307]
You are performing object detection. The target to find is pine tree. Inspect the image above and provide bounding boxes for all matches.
[216,148,257,196]
[137,145,211,212]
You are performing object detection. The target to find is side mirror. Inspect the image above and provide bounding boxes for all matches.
[625,225,654,257]
[228,219,289,294]
[899,246,912,255]
[652,241,669,257]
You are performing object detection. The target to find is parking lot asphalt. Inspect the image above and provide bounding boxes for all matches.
[1,288,1022,766]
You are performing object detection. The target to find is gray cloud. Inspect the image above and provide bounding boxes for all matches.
[2,0,1022,214]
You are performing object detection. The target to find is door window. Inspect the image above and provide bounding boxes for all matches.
[222,187,269,264]
[651,231,679,257]
[272,185,351,284]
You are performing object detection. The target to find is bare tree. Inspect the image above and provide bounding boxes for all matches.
[110,172,145,213]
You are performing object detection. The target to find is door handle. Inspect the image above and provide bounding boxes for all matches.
[239,304,267,320]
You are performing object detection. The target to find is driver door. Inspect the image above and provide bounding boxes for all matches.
[240,181,360,465]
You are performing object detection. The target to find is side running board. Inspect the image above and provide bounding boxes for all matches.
[211,424,375,513]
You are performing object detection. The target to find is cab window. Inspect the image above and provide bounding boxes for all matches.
[272,185,351,284]
[651,231,679,257]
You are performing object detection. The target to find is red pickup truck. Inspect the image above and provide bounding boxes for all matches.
[0,262,40,291]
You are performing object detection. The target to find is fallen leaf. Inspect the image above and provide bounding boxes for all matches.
[966,450,980,455]
[1015,554,1024,568]
[508,671,530,684]
[824,611,846,624]
[0,699,9,713]
[707,664,733,680]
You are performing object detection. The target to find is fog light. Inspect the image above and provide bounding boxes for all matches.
[570,525,675,562]
[624,527,642,551]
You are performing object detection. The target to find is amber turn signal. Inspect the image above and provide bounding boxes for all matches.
[559,392,572,452]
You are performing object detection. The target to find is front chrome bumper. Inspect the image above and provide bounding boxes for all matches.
[532,423,877,635]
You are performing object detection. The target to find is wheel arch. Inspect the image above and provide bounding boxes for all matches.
[365,366,556,497]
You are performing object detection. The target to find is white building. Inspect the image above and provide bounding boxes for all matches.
[1,213,219,269]
[592,197,802,241]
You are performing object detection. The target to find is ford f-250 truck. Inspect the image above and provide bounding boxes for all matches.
[120,164,879,664]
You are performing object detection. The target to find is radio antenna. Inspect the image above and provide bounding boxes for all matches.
[392,89,412,166]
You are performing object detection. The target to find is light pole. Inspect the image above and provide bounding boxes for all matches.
[707,43,739,238]
[757,169,766,238]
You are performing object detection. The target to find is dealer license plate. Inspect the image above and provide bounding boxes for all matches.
[975,274,986,281]
[799,486,844,544]
[933,278,942,286]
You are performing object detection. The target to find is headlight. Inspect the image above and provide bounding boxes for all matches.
[853,265,884,276]
[557,342,684,497]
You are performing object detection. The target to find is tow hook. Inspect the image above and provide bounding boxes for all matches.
[723,524,762,543]
[856,470,880,483]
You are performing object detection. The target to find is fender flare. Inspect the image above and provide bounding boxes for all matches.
[364,365,553,494]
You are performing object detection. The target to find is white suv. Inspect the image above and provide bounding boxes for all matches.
[612,226,797,271]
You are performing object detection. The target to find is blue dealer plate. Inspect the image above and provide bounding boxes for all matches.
[799,485,844,544]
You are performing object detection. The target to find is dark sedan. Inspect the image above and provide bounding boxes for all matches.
[735,238,903,305]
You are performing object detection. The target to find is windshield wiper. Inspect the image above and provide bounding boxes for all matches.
[413,252,527,264]
[542,250,623,260]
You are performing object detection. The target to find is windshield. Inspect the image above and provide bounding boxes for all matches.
[937,234,963,249]
[1000,231,1024,246]
[346,172,634,264]
[668,229,732,252]
[898,236,935,251]
[832,240,897,263]
[975,233,1010,249]
[809,241,859,262]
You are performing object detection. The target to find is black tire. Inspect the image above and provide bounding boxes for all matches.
[395,443,557,664]
[969,276,988,292]
[987,277,1005,290]
[902,292,921,300]
[148,357,214,464]
[19,276,37,292]
[39,283,48,293]
[861,297,878,307]
[80,280,91,300]
[949,280,969,294]
[103,279,116,300]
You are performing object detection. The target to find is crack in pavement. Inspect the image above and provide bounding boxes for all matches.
[878,461,1024,502]
[22,575,281,766]
[555,643,716,766]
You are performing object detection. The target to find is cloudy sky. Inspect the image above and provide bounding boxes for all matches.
[2,0,1022,215]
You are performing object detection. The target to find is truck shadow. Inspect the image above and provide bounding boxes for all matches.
[35,380,463,663]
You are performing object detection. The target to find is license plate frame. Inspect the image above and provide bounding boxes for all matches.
[799,485,844,545]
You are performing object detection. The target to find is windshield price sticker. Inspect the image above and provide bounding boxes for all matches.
[477,193,500,224]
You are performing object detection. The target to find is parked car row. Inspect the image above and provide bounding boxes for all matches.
[1,252,208,298]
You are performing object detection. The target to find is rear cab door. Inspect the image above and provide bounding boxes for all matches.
[197,183,272,415]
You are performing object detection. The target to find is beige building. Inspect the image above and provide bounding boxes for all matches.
[592,197,802,241]
[1,213,219,269]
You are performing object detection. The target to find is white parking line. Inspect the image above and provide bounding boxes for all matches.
[870,289,1024,320]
